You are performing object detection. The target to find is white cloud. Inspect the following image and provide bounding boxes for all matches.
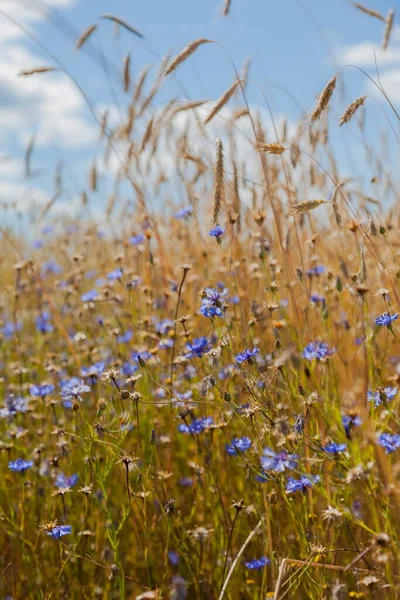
[337,27,400,106]
[339,41,400,68]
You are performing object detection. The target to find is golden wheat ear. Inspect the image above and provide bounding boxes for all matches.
[213,138,225,225]
[310,75,337,124]
[352,2,385,21]
[203,80,242,126]
[100,14,144,38]
[164,39,213,76]
[75,24,97,49]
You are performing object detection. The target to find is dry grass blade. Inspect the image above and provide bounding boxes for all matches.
[203,80,242,126]
[25,135,35,178]
[164,39,213,76]
[100,15,144,38]
[89,163,97,192]
[76,24,97,49]
[258,142,287,155]
[36,190,62,222]
[352,2,385,21]
[310,75,337,124]
[133,66,150,103]
[291,199,327,215]
[213,138,225,224]
[123,53,131,92]
[171,100,208,117]
[339,96,366,125]
[383,9,394,49]
[19,67,57,76]
[223,0,231,16]
[141,117,154,152]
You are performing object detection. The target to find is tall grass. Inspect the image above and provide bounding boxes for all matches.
[0,4,400,599]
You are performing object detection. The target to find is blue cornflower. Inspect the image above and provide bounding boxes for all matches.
[236,347,259,364]
[292,414,305,434]
[302,341,334,360]
[185,337,211,358]
[208,225,224,239]
[244,556,270,570]
[342,414,361,437]
[55,473,78,489]
[178,477,193,487]
[47,525,72,539]
[375,312,398,327]
[122,362,139,377]
[377,433,400,454]
[286,475,320,493]
[60,379,90,407]
[0,394,27,418]
[310,294,325,304]
[226,436,252,456]
[255,470,272,483]
[324,442,347,455]
[35,311,53,334]
[117,330,133,344]
[1,321,21,339]
[159,338,174,349]
[260,448,298,472]
[174,205,193,219]
[41,260,62,276]
[107,268,123,281]
[306,265,325,276]
[199,287,228,318]
[132,350,152,364]
[129,233,145,246]
[9,458,34,472]
[155,319,174,335]
[81,361,106,379]
[81,289,98,302]
[168,551,180,566]
[367,387,398,407]
[178,416,214,434]
[30,383,55,398]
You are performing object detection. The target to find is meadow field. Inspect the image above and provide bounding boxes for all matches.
[1,2,400,598]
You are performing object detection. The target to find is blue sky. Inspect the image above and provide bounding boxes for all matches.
[0,0,398,228]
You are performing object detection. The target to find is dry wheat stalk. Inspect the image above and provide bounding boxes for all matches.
[290,142,300,168]
[100,15,144,38]
[141,117,154,152]
[291,199,326,215]
[213,138,225,224]
[339,96,366,125]
[258,142,287,155]
[100,110,109,139]
[223,0,231,16]
[331,188,342,228]
[232,163,241,231]
[89,163,97,192]
[124,105,136,138]
[19,67,57,76]
[76,24,97,49]
[352,2,385,20]
[204,80,242,126]
[164,39,213,76]
[171,100,208,117]
[36,190,62,222]
[123,53,131,92]
[383,9,394,49]
[133,66,150,103]
[24,135,35,177]
[310,75,337,123]
[231,107,248,121]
